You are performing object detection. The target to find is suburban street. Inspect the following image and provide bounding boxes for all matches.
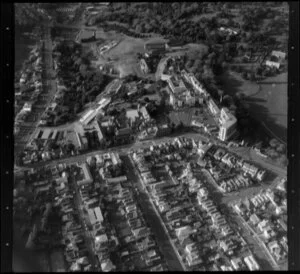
[123,155,186,271]
[231,207,280,270]
[15,21,57,157]
[69,171,98,271]
[17,131,286,182]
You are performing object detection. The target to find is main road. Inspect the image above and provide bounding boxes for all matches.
[69,171,99,271]
[17,131,286,180]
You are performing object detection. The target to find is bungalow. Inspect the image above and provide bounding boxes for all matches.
[249,213,261,226]
[266,60,280,69]
[244,255,260,271]
[106,176,127,184]
[132,226,150,238]
[144,42,166,53]
[100,259,116,272]
[271,50,286,60]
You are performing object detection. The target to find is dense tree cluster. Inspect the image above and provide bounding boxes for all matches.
[51,40,111,126]
[15,3,46,26]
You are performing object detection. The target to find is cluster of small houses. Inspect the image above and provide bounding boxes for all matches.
[233,183,287,265]
[103,176,168,270]
[47,151,168,272]
[205,146,267,193]
[80,152,169,271]
[15,43,44,132]
[265,50,287,70]
[131,138,262,271]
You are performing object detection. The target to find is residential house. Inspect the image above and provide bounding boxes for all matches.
[244,255,260,271]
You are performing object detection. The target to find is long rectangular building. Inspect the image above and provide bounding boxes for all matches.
[88,206,104,225]
[77,163,93,186]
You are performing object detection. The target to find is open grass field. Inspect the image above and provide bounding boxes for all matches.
[50,249,66,272]
[216,70,260,97]
[169,108,196,127]
[218,70,287,142]
[245,72,287,142]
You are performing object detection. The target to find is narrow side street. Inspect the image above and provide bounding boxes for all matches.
[122,155,186,271]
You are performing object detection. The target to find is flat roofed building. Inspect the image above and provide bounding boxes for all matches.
[88,207,103,225]
[41,128,52,140]
[218,108,237,142]
[106,176,127,184]
[77,163,93,186]
[93,120,104,141]
[66,131,82,148]
[126,109,140,124]
[80,109,97,125]
[167,76,187,94]
[208,99,220,117]
[23,102,33,112]
[140,106,150,121]
[144,42,166,52]
[51,130,59,140]
[244,255,260,271]
[115,127,132,138]
[266,60,280,69]
[97,97,111,108]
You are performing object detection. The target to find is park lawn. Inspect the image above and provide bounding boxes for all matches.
[169,108,196,127]
[50,249,67,272]
[103,36,144,77]
[218,70,287,141]
[249,72,287,130]
[216,70,260,97]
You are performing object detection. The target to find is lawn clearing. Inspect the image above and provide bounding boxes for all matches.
[218,70,287,141]
[169,108,196,127]
[216,70,260,97]
[245,72,287,140]
[50,249,67,272]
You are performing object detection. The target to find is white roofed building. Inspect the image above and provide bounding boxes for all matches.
[218,108,237,141]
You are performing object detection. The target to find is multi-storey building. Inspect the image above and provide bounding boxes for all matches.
[218,108,237,141]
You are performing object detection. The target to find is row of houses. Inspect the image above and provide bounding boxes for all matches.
[132,141,262,271]
[233,186,287,266]
[210,146,267,182]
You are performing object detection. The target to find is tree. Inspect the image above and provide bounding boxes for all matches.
[218,90,224,103]
[223,95,233,107]
[269,138,279,148]
[266,148,279,159]
[277,155,288,166]
[135,23,144,33]
[46,140,58,151]
[276,143,286,154]
[74,102,81,115]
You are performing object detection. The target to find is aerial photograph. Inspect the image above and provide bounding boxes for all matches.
[13,2,288,272]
